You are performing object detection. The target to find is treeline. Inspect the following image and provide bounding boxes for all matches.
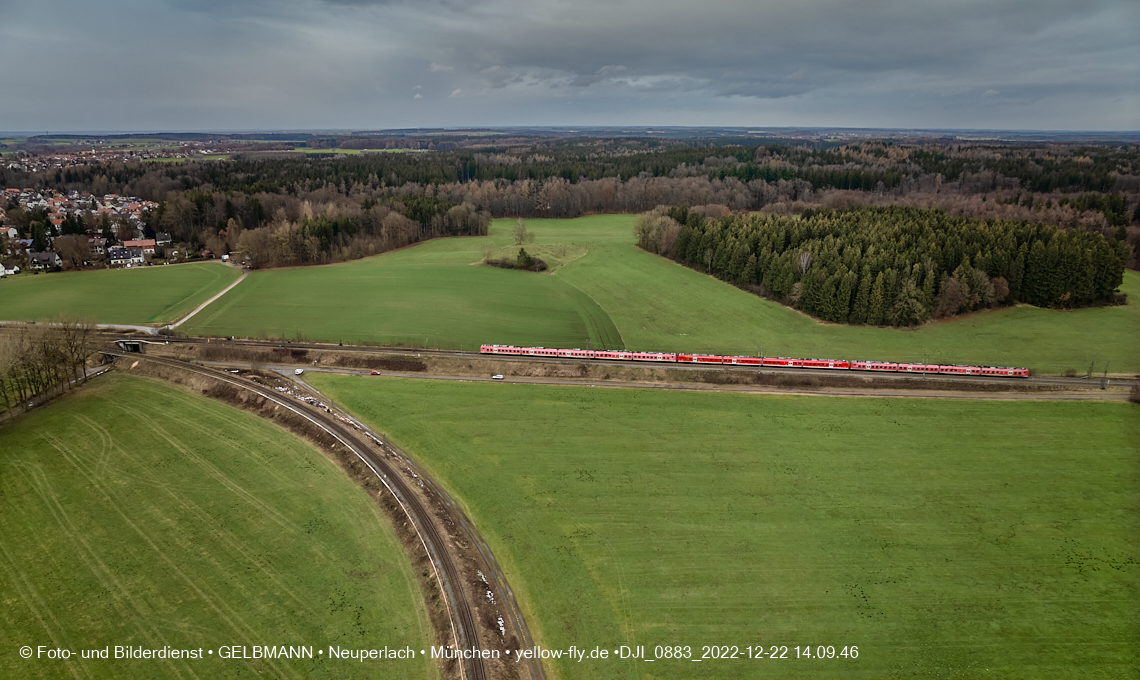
[5,140,1136,204]
[0,320,95,411]
[2,138,1137,272]
[148,191,490,269]
[639,206,1128,326]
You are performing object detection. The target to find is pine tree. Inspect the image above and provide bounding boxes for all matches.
[1024,240,1047,306]
[742,253,758,286]
[835,271,856,323]
[867,272,886,325]
[729,243,750,283]
[921,269,936,314]
[851,267,872,324]
[1008,246,1026,302]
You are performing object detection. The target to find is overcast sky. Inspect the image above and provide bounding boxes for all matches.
[1,0,1137,132]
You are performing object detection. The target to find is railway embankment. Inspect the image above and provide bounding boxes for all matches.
[108,354,538,680]
[133,337,1133,398]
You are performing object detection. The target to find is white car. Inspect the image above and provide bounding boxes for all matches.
[492,374,504,380]
[295,368,304,375]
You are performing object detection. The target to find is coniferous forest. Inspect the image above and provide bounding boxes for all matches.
[639,206,1128,326]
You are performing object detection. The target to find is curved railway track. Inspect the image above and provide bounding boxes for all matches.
[106,352,497,680]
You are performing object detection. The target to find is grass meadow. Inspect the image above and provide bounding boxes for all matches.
[308,373,1139,680]
[0,373,435,680]
[181,234,622,349]
[0,262,240,325]
[182,215,1136,374]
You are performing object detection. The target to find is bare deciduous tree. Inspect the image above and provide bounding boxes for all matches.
[513,217,535,245]
[798,250,813,275]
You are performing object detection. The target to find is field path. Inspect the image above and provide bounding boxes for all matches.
[166,263,246,331]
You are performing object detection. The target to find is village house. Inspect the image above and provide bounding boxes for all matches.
[7,238,33,257]
[123,238,156,254]
[108,247,144,266]
[28,252,63,270]
[88,236,107,255]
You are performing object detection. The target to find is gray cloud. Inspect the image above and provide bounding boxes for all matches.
[0,0,1136,131]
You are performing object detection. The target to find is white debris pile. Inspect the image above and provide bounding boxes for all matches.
[486,590,495,604]
[497,616,506,638]
[273,384,332,412]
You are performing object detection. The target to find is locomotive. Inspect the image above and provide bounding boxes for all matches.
[479,345,1029,378]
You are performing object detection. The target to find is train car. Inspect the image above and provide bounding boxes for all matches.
[897,363,941,374]
[936,364,1029,378]
[987,366,1029,378]
[762,357,804,368]
[723,356,761,366]
[937,364,982,376]
[678,354,716,364]
[481,344,520,355]
[562,348,593,359]
[851,360,900,372]
[801,358,850,369]
[630,351,677,362]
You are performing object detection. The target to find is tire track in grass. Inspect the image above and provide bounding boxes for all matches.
[113,403,297,533]
[144,385,324,499]
[74,412,115,480]
[0,535,86,680]
[41,433,297,680]
[14,459,187,675]
[72,412,319,616]
[11,457,191,680]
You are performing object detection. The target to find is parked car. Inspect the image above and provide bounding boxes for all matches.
[295,368,304,375]
[371,370,381,375]
[492,374,504,380]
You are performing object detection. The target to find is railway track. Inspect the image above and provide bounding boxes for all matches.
[105,352,494,680]
[105,333,1138,389]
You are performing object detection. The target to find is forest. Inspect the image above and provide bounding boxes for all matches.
[2,136,1138,271]
[637,206,1129,326]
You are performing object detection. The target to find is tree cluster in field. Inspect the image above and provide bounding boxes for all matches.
[638,206,1128,326]
[3,138,1138,271]
[483,247,547,272]
[0,320,95,412]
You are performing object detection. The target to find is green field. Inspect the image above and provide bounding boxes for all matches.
[0,262,240,325]
[308,373,1139,680]
[182,237,622,349]
[0,373,435,680]
[182,215,1137,374]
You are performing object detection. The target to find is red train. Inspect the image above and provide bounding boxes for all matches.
[479,345,1029,378]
